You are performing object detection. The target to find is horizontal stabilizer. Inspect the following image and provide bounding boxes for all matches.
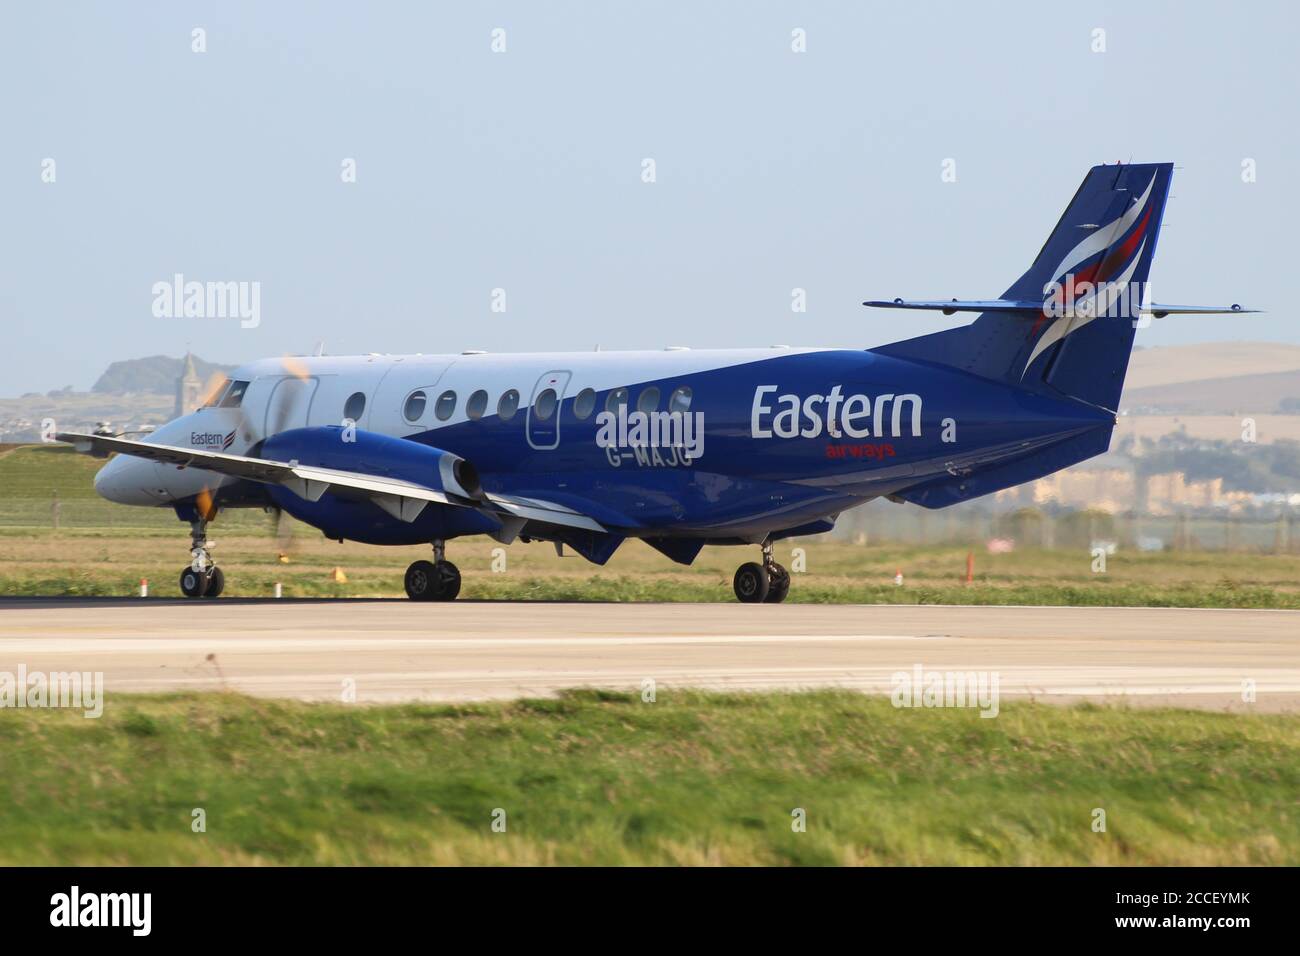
[1141,303,1260,318]
[863,298,1041,315]
[864,299,1260,319]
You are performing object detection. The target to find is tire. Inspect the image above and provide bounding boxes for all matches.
[203,566,225,599]
[404,560,439,600]
[179,566,208,598]
[434,560,461,602]
[733,562,770,603]
[764,563,790,603]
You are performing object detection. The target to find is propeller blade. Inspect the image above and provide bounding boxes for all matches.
[273,506,296,562]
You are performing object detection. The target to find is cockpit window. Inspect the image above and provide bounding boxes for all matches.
[219,380,250,408]
[202,381,230,408]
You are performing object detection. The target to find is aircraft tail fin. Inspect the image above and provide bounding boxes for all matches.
[871,162,1174,412]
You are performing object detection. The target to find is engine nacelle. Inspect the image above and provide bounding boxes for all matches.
[260,426,482,500]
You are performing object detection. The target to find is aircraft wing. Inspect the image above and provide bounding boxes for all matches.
[57,432,606,534]
[480,492,607,532]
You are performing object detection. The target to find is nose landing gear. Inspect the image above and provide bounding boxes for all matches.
[733,541,790,604]
[404,539,461,601]
[179,519,224,598]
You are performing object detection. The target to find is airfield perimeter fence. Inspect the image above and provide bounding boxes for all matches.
[0,495,272,533]
[836,498,1300,555]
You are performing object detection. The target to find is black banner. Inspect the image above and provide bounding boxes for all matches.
[0,866,1279,941]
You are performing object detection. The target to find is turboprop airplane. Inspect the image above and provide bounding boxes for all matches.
[61,162,1255,602]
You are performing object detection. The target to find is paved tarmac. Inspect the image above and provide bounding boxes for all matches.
[0,599,1295,710]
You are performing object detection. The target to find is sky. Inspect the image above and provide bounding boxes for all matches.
[1,0,1294,395]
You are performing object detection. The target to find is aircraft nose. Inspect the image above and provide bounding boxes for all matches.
[94,456,163,505]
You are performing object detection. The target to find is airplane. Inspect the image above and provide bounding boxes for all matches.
[61,162,1255,603]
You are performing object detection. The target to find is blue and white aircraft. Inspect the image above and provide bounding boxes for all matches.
[63,162,1254,602]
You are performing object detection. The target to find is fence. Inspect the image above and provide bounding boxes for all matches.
[835,499,1299,554]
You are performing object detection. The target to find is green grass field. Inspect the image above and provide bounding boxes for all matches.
[1,690,1295,865]
[2,444,1299,605]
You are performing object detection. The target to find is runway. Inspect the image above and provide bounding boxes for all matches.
[1,600,1297,711]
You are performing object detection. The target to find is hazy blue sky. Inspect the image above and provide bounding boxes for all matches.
[1,1,1293,394]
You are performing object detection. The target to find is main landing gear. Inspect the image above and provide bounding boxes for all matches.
[404,539,461,601]
[733,541,790,604]
[179,518,225,598]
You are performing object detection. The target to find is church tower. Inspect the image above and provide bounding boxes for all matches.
[175,352,203,418]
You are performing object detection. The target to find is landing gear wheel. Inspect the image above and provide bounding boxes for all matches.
[203,566,225,599]
[434,560,461,602]
[405,560,438,600]
[733,562,770,603]
[180,566,209,598]
[764,563,790,603]
[182,517,219,599]
[405,560,462,601]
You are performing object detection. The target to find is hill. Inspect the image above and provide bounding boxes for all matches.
[1125,342,1300,390]
[1124,369,1300,415]
[1121,342,1300,416]
[92,354,236,395]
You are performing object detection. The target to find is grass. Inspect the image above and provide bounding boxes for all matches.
[3,443,1300,606]
[4,525,1300,605]
[0,690,1295,865]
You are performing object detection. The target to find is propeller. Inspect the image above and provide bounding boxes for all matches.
[272,503,298,563]
[186,356,315,559]
[238,355,312,448]
[198,372,230,408]
[238,356,314,561]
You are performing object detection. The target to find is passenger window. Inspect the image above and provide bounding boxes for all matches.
[219,380,250,409]
[466,389,489,421]
[637,386,660,414]
[669,385,693,414]
[343,391,366,422]
[605,387,629,413]
[498,389,520,422]
[403,391,427,422]
[534,388,558,421]
[572,387,596,420]
[435,390,457,421]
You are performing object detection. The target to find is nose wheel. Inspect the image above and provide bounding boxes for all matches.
[733,542,790,604]
[180,565,224,598]
[405,540,461,601]
[180,518,224,598]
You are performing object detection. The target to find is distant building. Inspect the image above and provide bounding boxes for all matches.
[993,459,1254,515]
[174,352,203,418]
